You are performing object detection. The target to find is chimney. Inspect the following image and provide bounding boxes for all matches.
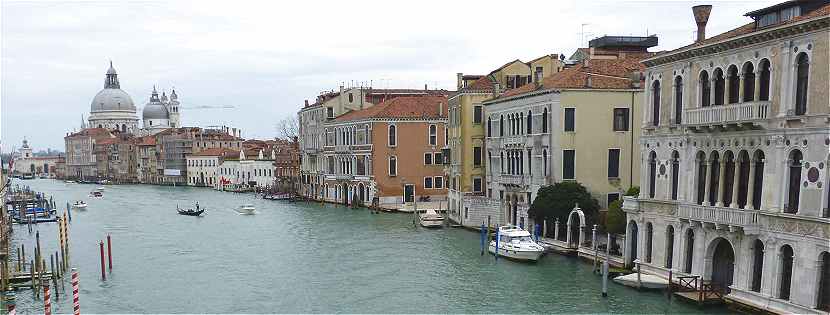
[585,74,593,88]
[692,5,712,43]
[304,99,309,107]
[492,82,501,98]
[456,73,463,90]
[438,102,444,117]
[534,69,543,87]
[424,83,428,91]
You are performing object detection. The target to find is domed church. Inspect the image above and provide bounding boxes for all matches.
[87,62,139,133]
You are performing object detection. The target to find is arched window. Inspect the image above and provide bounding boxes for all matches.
[751,239,764,292]
[665,226,674,268]
[727,65,739,104]
[651,81,660,126]
[543,149,548,176]
[499,115,504,136]
[500,151,504,174]
[795,53,809,116]
[648,151,657,198]
[526,110,532,134]
[759,59,771,101]
[542,108,548,133]
[388,156,397,176]
[743,62,755,102]
[708,152,721,206]
[671,151,680,200]
[487,117,492,137]
[700,71,711,107]
[519,113,524,135]
[724,151,737,207]
[388,125,397,146]
[696,152,707,205]
[714,68,725,105]
[786,150,803,214]
[737,151,751,209]
[121,124,127,133]
[674,76,683,123]
[779,245,795,300]
[752,151,765,210]
[684,229,694,273]
[818,251,830,311]
[645,222,653,263]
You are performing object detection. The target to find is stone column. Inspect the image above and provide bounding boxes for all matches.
[716,159,727,207]
[566,218,573,247]
[730,159,741,208]
[738,74,746,103]
[745,162,757,209]
[753,70,761,101]
[554,219,560,241]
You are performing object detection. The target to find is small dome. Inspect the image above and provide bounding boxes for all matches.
[143,102,169,120]
[90,88,136,112]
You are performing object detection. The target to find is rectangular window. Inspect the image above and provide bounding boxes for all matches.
[473,177,482,192]
[424,153,432,165]
[488,188,492,198]
[433,152,442,165]
[473,146,482,167]
[563,149,575,179]
[608,149,620,178]
[327,107,334,119]
[499,190,504,200]
[613,108,629,131]
[607,193,621,207]
[564,108,575,131]
[389,157,397,176]
[434,176,443,189]
[424,177,433,189]
[428,124,437,146]
[473,105,483,124]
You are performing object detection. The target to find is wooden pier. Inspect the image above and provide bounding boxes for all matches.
[670,275,725,306]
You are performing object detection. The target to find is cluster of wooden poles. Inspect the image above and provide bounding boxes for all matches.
[0,212,71,312]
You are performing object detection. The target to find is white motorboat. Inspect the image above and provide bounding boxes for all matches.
[65,180,75,184]
[418,209,444,228]
[95,186,105,192]
[488,225,545,262]
[72,201,88,209]
[237,204,256,215]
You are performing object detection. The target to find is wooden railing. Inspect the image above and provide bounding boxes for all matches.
[683,101,770,126]
[674,275,699,293]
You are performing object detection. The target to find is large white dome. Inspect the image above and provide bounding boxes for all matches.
[90,88,136,112]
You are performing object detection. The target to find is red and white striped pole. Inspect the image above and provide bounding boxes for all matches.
[71,268,80,315]
[43,283,51,315]
[6,295,15,315]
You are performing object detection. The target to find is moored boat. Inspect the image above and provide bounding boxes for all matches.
[177,203,205,216]
[72,201,88,209]
[237,204,256,215]
[488,225,545,262]
[418,209,444,228]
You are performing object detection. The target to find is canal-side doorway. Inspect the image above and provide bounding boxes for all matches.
[404,184,414,203]
[708,237,734,293]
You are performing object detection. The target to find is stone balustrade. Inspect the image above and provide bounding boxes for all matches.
[677,203,759,228]
[683,101,770,126]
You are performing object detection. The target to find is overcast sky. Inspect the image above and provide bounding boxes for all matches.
[1,0,776,152]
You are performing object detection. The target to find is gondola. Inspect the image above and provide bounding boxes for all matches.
[177,203,205,216]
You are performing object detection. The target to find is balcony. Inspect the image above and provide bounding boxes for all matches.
[501,174,526,186]
[677,203,759,232]
[682,101,770,128]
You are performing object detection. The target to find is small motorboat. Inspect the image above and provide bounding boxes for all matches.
[71,201,88,209]
[95,186,105,192]
[177,204,205,217]
[89,191,103,199]
[65,180,75,184]
[237,204,256,215]
[418,209,444,228]
[488,225,545,262]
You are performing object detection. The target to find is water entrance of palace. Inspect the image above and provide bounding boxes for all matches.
[709,238,735,293]
[8,180,731,313]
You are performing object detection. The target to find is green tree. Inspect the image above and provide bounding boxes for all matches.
[624,186,640,197]
[605,199,626,234]
[528,182,600,224]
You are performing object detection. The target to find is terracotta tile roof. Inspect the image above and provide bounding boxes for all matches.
[136,136,156,146]
[65,128,113,139]
[190,147,237,157]
[498,55,649,99]
[653,2,830,59]
[490,59,523,74]
[457,75,496,93]
[335,95,448,121]
[96,138,118,145]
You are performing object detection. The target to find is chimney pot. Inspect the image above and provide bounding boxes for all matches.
[692,5,712,43]
[456,73,463,90]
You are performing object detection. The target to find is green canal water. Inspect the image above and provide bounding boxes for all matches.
[8,179,729,313]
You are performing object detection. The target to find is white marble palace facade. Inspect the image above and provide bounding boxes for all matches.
[622,2,829,314]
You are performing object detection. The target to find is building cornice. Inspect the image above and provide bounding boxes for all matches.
[644,15,829,67]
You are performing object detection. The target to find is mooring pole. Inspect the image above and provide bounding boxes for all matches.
[494,228,500,261]
[107,234,112,271]
[592,224,598,273]
[71,268,80,315]
[99,241,106,281]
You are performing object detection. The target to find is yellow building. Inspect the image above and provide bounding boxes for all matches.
[446,54,564,225]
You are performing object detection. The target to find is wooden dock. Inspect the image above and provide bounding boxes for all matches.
[670,275,725,306]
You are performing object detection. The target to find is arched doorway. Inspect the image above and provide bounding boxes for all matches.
[566,207,585,250]
[627,220,639,266]
[43,163,49,174]
[358,183,365,204]
[645,222,654,263]
[665,225,675,268]
[511,195,518,225]
[817,251,830,311]
[709,238,735,293]
[751,239,764,292]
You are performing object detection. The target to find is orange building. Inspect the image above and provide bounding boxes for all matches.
[323,95,448,206]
